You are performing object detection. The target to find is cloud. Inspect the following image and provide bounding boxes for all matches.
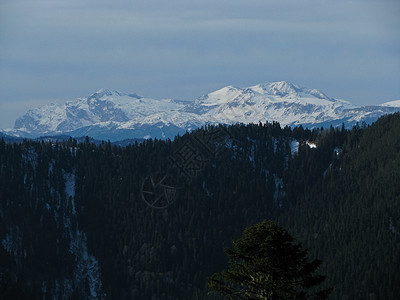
[0,0,399,128]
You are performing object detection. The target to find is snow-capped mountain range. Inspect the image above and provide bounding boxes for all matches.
[3,81,400,141]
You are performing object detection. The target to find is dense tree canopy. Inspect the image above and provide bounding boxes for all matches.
[0,114,399,299]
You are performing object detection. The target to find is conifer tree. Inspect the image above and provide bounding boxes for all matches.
[208,220,332,299]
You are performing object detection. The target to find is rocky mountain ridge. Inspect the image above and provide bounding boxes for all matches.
[4,82,400,141]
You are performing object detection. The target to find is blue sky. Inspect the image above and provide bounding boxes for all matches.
[0,0,399,129]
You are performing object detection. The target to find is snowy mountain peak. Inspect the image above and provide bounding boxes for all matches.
[380,100,400,107]
[249,81,298,97]
[267,81,299,96]
[194,81,337,109]
[96,88,111,94]
[7,81,400,141]
[250,81,334,102]
[89,88,123,99]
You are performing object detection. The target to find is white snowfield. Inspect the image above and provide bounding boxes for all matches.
[6,82,400,141]
[380,100,400,107]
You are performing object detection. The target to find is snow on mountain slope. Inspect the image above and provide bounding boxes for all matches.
[187,81,357,126]
[380,100,400,107]
[8,82,400,141]
[12,88,195,139]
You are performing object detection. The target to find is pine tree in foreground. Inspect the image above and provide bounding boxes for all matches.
[208,220,332,299]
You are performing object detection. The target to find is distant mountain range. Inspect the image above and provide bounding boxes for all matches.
[2,81,400,141]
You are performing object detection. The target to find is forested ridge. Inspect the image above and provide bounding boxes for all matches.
[0,113,399,299]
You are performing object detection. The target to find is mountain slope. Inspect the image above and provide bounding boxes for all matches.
[2,115,399,299]
[11,89,201,140]
[381,99,400,107]
[186,81,356,125]
[7,82,400,141]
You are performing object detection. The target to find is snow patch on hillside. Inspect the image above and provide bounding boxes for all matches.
[63,171,104,299]
[64,172,76,215]
[69,229,104,299]
[273,175,285,208]
[306,141,317,148]
[290,139,299,155]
